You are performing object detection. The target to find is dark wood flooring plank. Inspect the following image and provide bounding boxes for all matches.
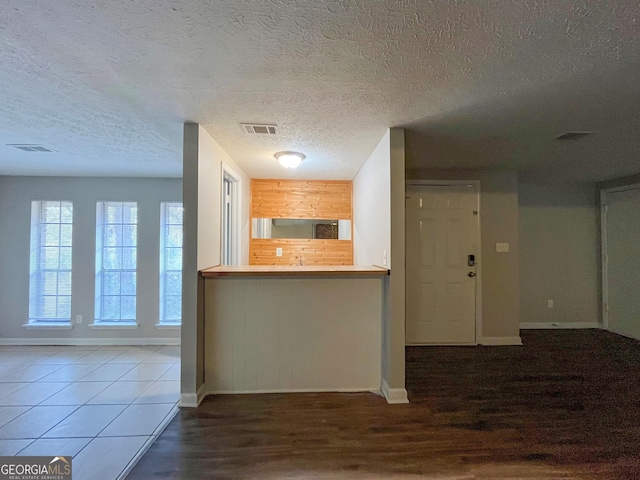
[128,330,640,480]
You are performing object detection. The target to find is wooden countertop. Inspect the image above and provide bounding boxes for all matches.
[200,265,390,277]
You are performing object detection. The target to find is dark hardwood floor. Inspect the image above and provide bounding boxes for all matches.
[128,330,640,479]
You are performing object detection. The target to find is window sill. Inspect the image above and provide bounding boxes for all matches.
[154,323,181,330]
[89,323,140,330]
[23,323,73,330]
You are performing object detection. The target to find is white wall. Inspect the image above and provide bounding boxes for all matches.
[385,128,407,399]
[353,128,407,401]
[196,125,250,269]
[0,176,182,343]
[519,181,599,326]
[353,130,390,267]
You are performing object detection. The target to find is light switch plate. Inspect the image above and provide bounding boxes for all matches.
[276,247,283,257]
[496,242,510,253]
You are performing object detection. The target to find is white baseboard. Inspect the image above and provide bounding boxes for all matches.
[180,383,207,408]
[520,322,601,330]
[478,336,523,346]
[381,379,409,404]
[0,337,180,346]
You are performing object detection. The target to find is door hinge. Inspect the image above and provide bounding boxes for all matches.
[473,210,478,216]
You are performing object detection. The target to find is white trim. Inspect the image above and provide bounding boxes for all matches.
[520,322,601,330]
[404,180,482,344]
[117,404,179,480]
[180,383,207,407]
[0,338,180,346]
[89,323,140,330]
[23,323,73,330]
[221,162,242,266]
[154,323,181,330]
[381,379,409,404]
[601,188,609,329]
[478,336,522,346]
[600,182,640,330]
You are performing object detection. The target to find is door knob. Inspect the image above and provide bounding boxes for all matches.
[467,272,476,277]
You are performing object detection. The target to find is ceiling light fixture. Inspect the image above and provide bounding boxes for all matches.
[275,151,305,169]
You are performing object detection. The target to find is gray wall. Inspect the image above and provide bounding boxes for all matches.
[181,124,252,405]
[405,169,521,341]
[518,181,600,326]
[0,175,182,342]
[386,128,406,393]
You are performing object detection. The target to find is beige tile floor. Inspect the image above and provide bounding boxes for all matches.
[0,344,180,480]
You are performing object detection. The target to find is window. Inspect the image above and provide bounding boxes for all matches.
[29,201,73,323]
[95,202,137,323]
[160,202,183,324]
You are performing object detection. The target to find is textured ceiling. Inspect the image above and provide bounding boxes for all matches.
[0,1,638,181]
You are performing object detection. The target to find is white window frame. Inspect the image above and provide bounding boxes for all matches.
[93,201,138,325]
[159,202,183,326]
[27,200,73,325]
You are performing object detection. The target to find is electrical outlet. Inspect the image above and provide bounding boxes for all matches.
[496,242,510,253]
[547,299,554,308]
[382,250,387,266]
[76,314,83,324]
[276,247,282,257]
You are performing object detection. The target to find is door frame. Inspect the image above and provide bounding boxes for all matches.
[221,164,242,266]
[405,179,483,345]
[600,182,640,330]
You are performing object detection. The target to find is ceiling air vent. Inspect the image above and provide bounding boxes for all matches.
[241,123,276,135]
[7,144,56,152]
[555,131,598,141]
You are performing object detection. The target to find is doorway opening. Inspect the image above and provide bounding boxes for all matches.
[222,170,240,266]
[601,183,640,340]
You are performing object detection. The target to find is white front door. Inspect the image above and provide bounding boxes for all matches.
[604,186,640,339]
[406,184,479,344]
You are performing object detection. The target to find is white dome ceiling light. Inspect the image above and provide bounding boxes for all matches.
[275,151,305,169]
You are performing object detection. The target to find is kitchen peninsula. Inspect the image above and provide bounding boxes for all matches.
[201,264,388,394]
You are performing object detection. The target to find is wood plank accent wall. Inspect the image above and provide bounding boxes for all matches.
[251,180,352,219]
[251,239,352,265]
[250,180,353,266]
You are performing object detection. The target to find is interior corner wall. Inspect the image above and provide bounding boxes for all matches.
[353,130,391,268]
[518,181,600,326]
[479,171,520,338]
[182,123,201,400]
[386,128,406,390]
[182,123,251,402]
[0,175,182,342]
[405,168,520,340]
